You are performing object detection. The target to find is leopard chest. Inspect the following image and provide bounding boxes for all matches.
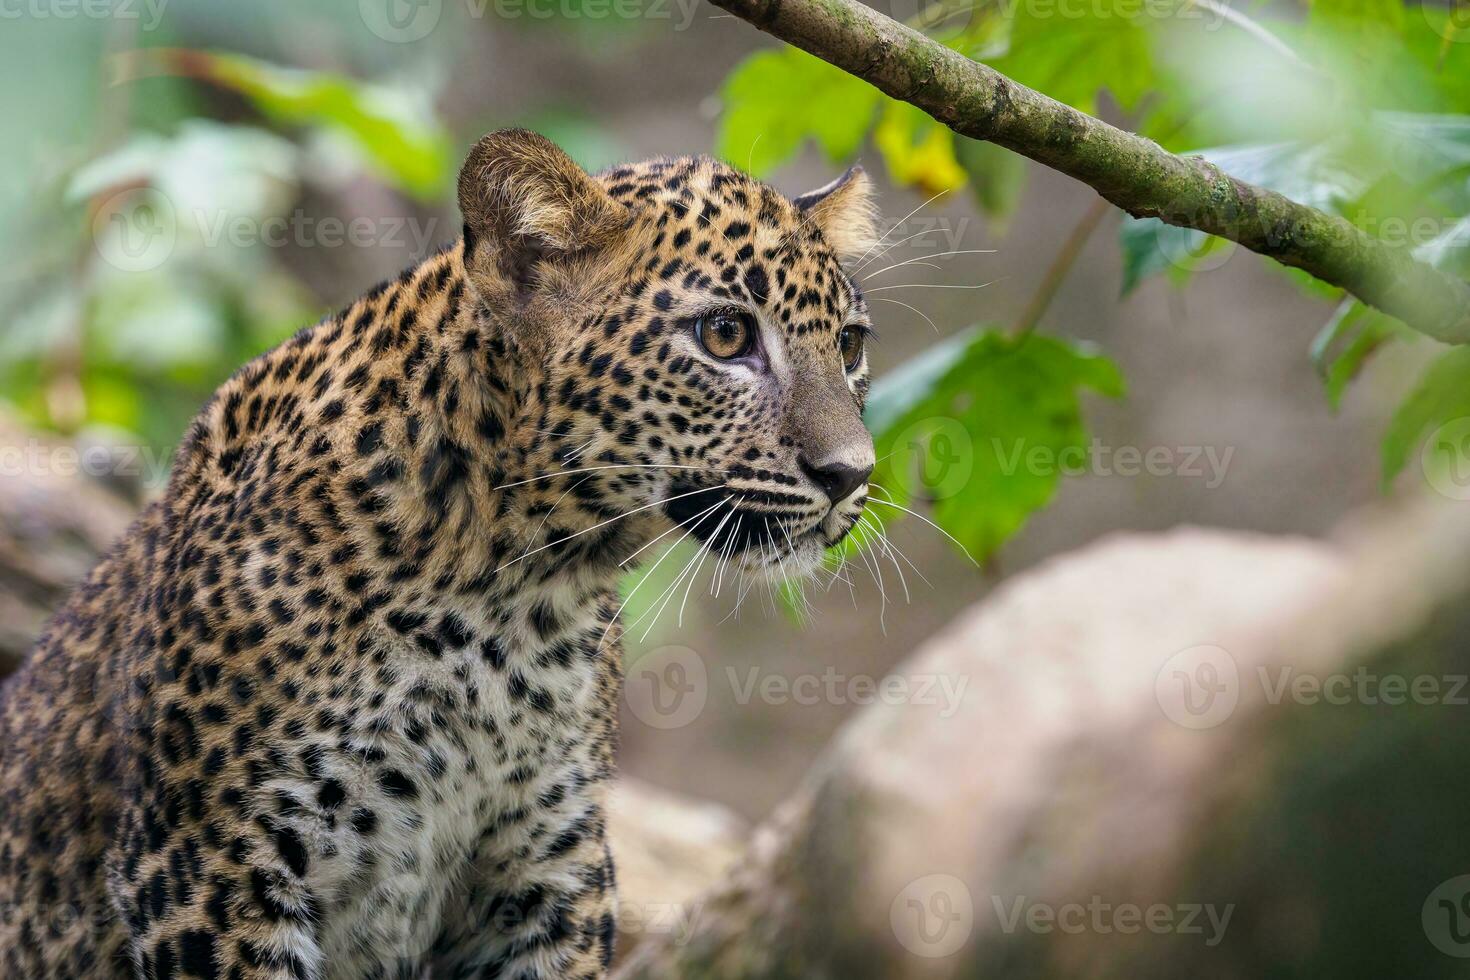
[265,592,618,974]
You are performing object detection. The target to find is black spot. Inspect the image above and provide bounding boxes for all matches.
[355,422,384,456]
[177,930,219,979]
[317,779,347,810]
[379,769,418,799]
[273,825,310,877]
[743,266,769,305]
[153,938,177,980]
[438,613,473,649]
[351,807,379,835]
[481,637,506,670]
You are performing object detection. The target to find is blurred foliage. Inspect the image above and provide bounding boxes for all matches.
[716,0,1470,565]
[863,328,1124,563]
[143,49,455,200]
[0,1,625,454]
[2,0,1469,589]
[1381,345,1470,487]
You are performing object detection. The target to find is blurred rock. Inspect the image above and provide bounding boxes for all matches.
[616,500,1470,979]
[609,778,749,965]
[0,416,136,674]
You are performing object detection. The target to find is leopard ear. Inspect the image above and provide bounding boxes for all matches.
[793,166,879,262]
[457,129,630,305]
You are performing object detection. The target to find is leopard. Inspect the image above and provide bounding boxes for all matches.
[0,128,880,979]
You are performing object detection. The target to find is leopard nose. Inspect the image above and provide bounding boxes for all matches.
[799,456,873,505]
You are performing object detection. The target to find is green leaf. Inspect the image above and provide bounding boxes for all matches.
[1309,168,1466,409]
[716,47,880,177]
[148,50,452,200]
[1310,299,1406,410]
[1382,346,1470,488]
[953,137,1027,232]
[863,326,978,435]
[865,328,1124,563]
[989,4,1155,115]
[1310,0,1404,35]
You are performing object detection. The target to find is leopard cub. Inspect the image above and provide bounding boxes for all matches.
[0,129,878,979]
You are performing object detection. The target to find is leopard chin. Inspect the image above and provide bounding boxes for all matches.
[725,524,835,582]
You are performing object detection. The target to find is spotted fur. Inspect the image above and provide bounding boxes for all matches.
[0,130,877,979]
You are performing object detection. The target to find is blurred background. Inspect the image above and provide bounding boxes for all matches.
[2,0,1470,973]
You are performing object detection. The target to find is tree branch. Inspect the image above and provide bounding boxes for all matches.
[708,0,1470,344]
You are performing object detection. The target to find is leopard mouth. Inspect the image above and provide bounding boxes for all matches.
[663,481,828,559]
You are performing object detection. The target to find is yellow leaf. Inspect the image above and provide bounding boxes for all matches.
[874,101,969,197]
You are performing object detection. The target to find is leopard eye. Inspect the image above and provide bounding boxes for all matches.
[839,325,866,372]
[695,308,756,360]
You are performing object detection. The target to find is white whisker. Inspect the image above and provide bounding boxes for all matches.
[849,522,889,634]
[495,484,726,573]
[859,249,996,282]
[851,190,952,270]
[620,494,725,568]
[864,280,997,294]
[867,296,940,334]
[636,507,731,641]
[674,500,740,627]
[852,227,937,273]
[519,474,593,558]
[494,463,724,491]
[876,523,933,590]
[599,500,726,651]
[866,486,980,567]
[860,515,911,604]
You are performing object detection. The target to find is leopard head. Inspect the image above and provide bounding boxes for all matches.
[459,129,879,580]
